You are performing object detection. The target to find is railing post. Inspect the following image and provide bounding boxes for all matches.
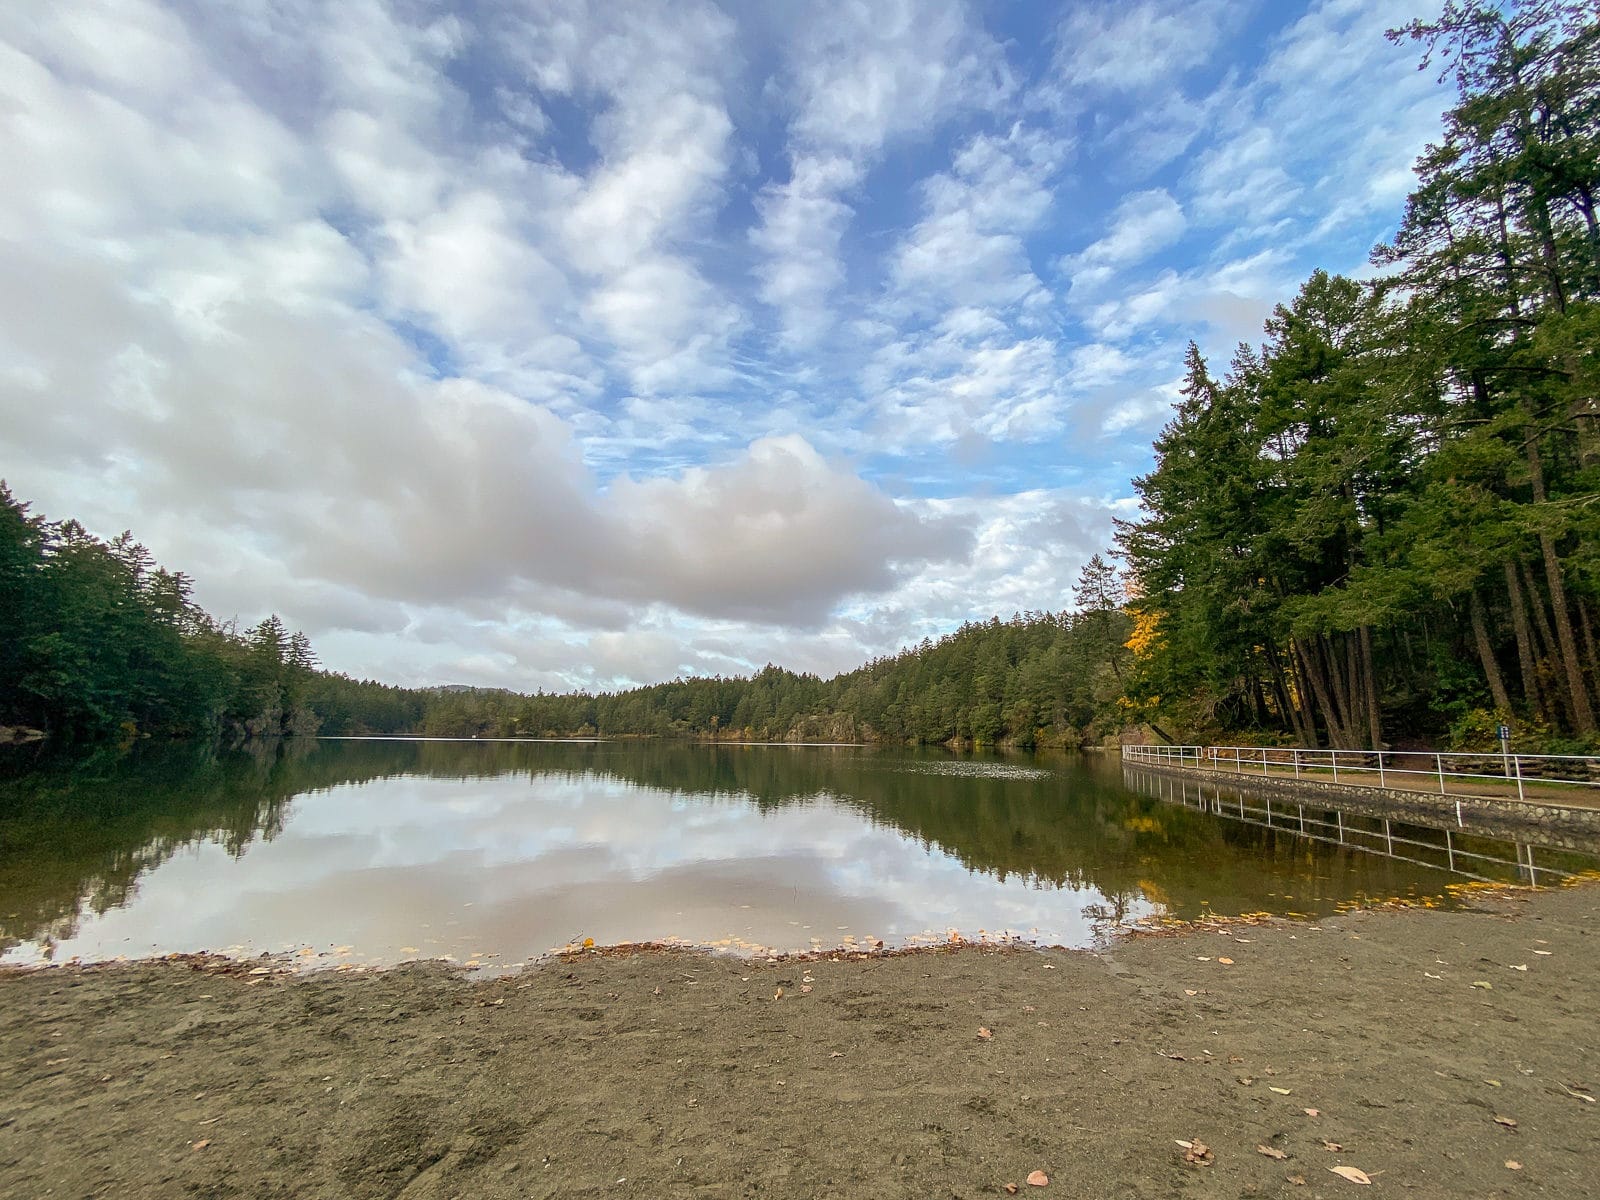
[1436,753,1445,796]
[1514,753,1525,803]
[1235,747,1241,775]
[1377,749,1385,788]
[1294,747,1301,779]
[1262,747,1269,777]
[1332,751,1339,783]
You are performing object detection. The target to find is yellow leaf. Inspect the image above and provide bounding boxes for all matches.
[1218,957,1235,965]
[1329,1166,1372,1184]
[1270,1086,1292,1095]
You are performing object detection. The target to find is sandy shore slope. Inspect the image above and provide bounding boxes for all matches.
[2,885,1595,1199]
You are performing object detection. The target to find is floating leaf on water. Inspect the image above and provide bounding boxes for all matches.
[1256,1145,1289,1160]
[1026,1170,1049,1186]
[1329,1166,1372,1184]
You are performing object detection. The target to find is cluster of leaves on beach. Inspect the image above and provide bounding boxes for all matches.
[1115,1,1600,752]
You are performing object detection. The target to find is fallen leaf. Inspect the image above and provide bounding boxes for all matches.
[1485,1079,1502,1087]
[1184,989,1198,996]
[190,1139,211,1151]
[1471,980,1493,990]
[247,967,271,976]
[773,987,784,1001]
[1494,1115,1518,1129]
[1256,1144,1289,1160]
[1329,1166,1372,1184]
[1322,1141,1344,1152]
[1533,949,1552,956]
[1026,1169,1049,1187]
[1287,1174,1307,1186]
[1237,1076,1254,1085]
[1303,1108,1321,1117]
[829,1051,844,1058]
[1177,1139,1213,1166]
[1506,1161,1523,1170]
[582,938,594,948]
[1218,957,1235,965]
[1559,1083,1596,1102]
[1004,1185,1019,1195]
[1509,964,1528,971]
[1270,1086,1293,1095]
[977,1027,993,1040]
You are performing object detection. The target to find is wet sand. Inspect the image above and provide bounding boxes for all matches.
[2,885,1595,1199]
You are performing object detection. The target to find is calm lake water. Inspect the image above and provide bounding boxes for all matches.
[2,738,1595,971]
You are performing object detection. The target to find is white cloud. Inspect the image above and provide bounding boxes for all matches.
[751,0,1015,346]
[1060,188,1187,293]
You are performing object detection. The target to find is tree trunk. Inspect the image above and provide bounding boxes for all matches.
[1324,634,1356,745]
[1266,642,1313,748]
[1505,562,1546,720]
[1359,625,1382,751]
[1470,590,1513,713]
[1524,429,1596,733]
[1296,636,1349,749]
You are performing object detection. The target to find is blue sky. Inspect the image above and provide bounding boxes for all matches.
[0,0,1453,690]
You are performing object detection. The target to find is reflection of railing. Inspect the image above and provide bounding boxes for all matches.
[1121,742,1600,804]
[1126,767,1589,887]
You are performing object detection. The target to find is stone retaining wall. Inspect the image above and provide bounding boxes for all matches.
[1123,762,1600,853]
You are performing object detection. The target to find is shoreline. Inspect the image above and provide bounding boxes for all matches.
[4,884,1596,1198]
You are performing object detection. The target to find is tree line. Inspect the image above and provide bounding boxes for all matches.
[1116,2,1600,754]
[1,485,320,742]
[0,481,1133,747]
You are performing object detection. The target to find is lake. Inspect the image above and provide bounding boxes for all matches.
[2,738,1595,972]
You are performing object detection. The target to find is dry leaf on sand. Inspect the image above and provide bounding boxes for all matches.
[1026,1169,1049,1186]
[1329,1166,1373,1184]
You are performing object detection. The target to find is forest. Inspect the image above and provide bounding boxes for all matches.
[1118,2,1600,754]
[1,2,1595,755]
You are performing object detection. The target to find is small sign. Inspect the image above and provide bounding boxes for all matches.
[1497,723,1511,742]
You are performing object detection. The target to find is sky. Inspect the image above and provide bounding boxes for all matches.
[0,0,1455,693]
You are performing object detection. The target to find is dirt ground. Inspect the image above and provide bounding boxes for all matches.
[1,886,1595,1200]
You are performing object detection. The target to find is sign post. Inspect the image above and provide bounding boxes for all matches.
[1498,722,1512,781]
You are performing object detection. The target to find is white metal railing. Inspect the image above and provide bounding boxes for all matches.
[1129,768,1593,886]
[1121,742,1600,805]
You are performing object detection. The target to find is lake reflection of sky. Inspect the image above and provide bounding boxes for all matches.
[6,766,1145,969]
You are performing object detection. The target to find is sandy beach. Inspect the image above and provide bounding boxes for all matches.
[2,883,1595,1199]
